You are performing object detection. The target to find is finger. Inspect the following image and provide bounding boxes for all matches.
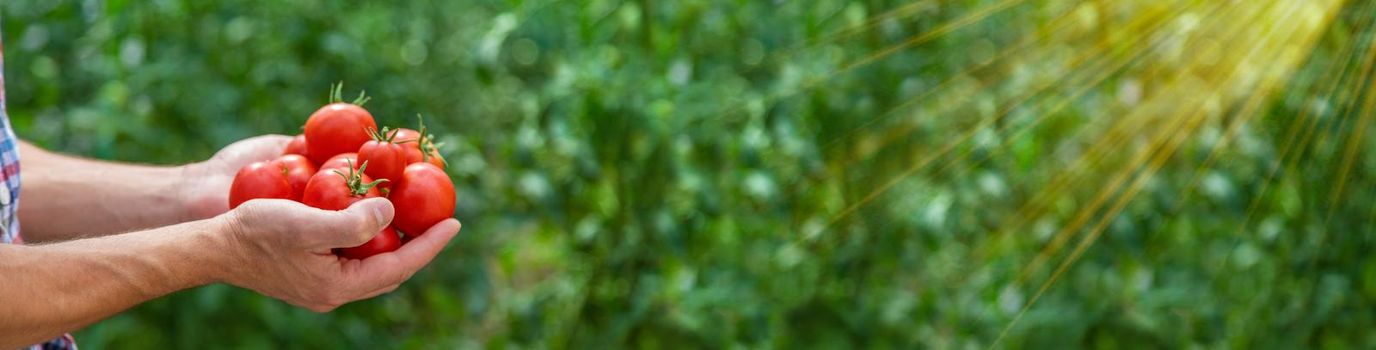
[307,198,396,249]
[249,134,293,159]
[328,257,399,300]
[357,282,401,300]
[341,218,461,293]
[250,134,293,144]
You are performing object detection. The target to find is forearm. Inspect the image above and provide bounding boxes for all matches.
[17,142,197,242]
[0,217,233,348]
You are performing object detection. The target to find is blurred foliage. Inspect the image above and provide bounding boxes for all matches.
[5,0,1376,348]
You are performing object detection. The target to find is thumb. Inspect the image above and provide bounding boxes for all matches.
[316,198,395,249]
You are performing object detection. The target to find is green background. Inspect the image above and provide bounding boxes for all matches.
[5,0,1376,348]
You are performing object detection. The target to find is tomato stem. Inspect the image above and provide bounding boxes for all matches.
[327,81,371,107]
[352,90,372,107]
[329,82,343,104]
[333,159,389,197]
[415,114,448,166]
[367,126,402,143]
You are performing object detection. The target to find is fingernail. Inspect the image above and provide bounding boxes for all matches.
[371,202,388,225]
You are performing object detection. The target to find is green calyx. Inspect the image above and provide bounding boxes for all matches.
[333,159,388,197]
[328,81,371,107]
[367,126,402,143]
[415,114,448,166]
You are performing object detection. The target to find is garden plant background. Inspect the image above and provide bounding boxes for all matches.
[5,0,1376,348]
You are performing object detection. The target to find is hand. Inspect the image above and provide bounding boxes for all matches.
[217,198,462,312]
[181,135,292,220]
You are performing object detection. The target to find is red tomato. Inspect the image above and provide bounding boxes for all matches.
[394,128,421,145]
[404,144,445,169]
[396,118,447,169]
[301,164,383,210]
[304,103,376,164]
[337,226,402,259]
[318,153,359,172]
[273,154,317,201]
[421,148,446,169]
[403,133,446,169]
[388,163,456,235]
[394,128,425,163]
[403,148,423,164]
[228,161,293,209]
[283,134,309,157]
[357,128,408,187]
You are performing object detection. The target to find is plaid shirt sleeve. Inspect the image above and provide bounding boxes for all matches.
[0,28,80,350]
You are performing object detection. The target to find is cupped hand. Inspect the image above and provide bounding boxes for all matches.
[218,198,461,312]
[181,135,292,220]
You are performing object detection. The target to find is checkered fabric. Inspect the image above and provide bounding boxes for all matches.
[0,29,80,350]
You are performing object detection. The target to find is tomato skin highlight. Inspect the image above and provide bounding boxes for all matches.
[394,128,421,145]
[304,103,376,164]
[273,154,317,201]
[389,163,456,235]
[301,169,381,210]
[283,134,309,157]
[394,128,426,164]
[358,139,408,187]
[394,128,427,165]
[228,161,294,209]
[337,226,402,259]
[318,153,359,173]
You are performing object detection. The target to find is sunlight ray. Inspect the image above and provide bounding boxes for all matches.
[805,1,1210,240]
[988,1,1342,345]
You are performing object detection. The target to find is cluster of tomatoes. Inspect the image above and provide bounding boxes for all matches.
[229,84,456,259]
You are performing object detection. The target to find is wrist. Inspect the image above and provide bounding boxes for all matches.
[118,217,242,294]
[200,212,249,286]
[177,161,224,222]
